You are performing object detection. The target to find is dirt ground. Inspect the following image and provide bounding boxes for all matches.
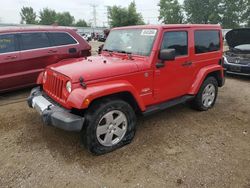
[0,42,250,188]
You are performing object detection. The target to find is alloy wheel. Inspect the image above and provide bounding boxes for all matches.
[202,84,216,108]
[96,110,128,147]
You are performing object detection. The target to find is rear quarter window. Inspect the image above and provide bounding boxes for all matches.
[0,34,17,54]
[20,32,50,50]
[195,30,220,54]
[48,32,77,46]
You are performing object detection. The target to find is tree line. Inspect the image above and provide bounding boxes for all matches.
[108,0,249,28]
[20,0,249,28]
[107,1,145,27]
[20,7,88,27]
[158,0,250,28]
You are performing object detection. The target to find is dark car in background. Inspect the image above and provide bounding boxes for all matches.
[224,28,250,76]
[97,34,106,42]
[0,27,91,93]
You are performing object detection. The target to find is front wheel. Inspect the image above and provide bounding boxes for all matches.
[82,99,136,155]
[191,77,218,111]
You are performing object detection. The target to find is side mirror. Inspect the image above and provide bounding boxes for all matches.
[159,49,176,61]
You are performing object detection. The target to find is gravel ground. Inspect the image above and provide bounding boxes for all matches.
[0,41,250,188]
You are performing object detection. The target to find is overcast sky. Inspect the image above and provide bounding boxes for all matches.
[0,0,184,26]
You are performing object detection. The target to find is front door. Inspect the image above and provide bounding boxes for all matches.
[154,30,194,103]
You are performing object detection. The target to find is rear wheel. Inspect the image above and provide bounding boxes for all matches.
[82,99,136,155]
[191,77,218,111]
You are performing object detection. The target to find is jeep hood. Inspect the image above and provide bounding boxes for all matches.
[225,28,250,48]
[49,56,140,82]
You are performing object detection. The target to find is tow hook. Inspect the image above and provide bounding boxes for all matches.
[47,104,53,110]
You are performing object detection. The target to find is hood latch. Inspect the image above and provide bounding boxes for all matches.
[79,76,87,89]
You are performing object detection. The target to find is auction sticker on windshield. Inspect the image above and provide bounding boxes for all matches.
[141,29,157,36]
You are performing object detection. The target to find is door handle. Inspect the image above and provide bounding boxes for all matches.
[5,55,17,60]
[182,61,193,67]
[48,50,58,54]
[156,62,165,68]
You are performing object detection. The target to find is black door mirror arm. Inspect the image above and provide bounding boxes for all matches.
[156,60,165,68]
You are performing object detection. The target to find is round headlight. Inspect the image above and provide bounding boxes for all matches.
[66,81,72,93]
[43,71,47,83]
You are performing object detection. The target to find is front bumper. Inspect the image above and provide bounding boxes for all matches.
[27,87,85,132]
[224,56,250,76]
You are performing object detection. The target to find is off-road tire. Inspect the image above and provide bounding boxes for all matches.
[191,77,218,111]
[82,99,136,155]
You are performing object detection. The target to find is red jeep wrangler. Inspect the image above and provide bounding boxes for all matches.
[28,25,225,154]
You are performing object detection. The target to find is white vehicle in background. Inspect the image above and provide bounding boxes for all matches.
[82,33,92,42]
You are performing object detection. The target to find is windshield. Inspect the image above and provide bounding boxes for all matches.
[235,44,250,51]
[103,29,157,56]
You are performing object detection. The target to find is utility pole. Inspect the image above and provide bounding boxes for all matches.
[105,6,110,28]
[90,4,97,28]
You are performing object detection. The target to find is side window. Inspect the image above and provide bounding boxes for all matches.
[20,32,50,50]
[48,32,77,46]
[195,30,220,54]
[0,34,17,54]
[161,31,188,57]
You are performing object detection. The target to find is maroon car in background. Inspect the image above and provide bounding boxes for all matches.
[0,27,91,93]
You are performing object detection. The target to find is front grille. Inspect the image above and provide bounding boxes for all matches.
[43,71,65,100]
[226,56,250,65]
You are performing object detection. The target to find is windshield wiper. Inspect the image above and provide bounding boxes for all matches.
[115,50,132,54]
[115,50,133,60]
[102,49,113,52]
[102,49,113,56]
